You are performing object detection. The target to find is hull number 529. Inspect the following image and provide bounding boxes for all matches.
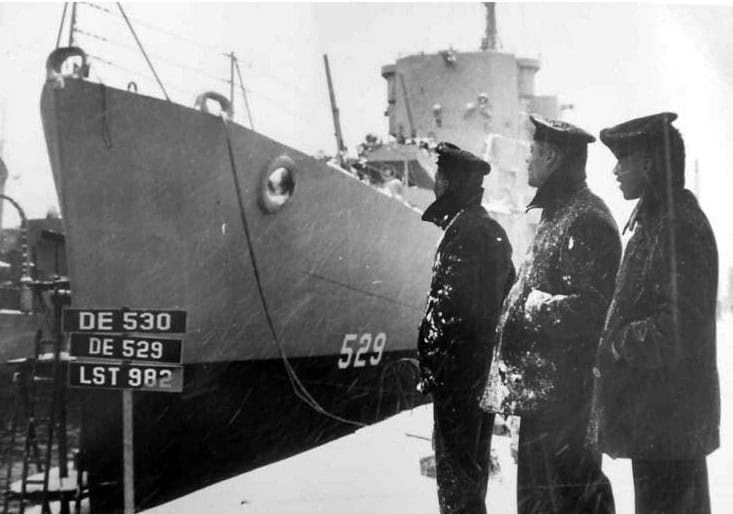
[337,332,387,369]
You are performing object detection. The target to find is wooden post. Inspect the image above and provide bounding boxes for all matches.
[122,390,134,514]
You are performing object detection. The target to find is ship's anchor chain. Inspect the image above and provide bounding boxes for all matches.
[219,117,365,428]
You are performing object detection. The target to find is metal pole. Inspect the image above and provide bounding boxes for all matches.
[55,287,69,484]
[40,292,66,514]
[228,52,235,117]
[68,2,77,47]
[398,74,416,139]
[323,54,345,155]
[122,390,134,514]
[55,3,69,49]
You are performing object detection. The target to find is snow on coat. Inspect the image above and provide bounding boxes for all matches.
[482,177,621,420]
[417,192,515,394]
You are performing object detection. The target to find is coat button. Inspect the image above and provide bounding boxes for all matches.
[592,367,601,378]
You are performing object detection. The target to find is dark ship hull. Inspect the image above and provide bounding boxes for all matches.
[41,78,438,510]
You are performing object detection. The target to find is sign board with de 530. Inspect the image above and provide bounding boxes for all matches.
[62,308,187,334]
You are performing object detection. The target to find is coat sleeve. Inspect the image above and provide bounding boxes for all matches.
[530,216,621,341]
[612,219,715,369]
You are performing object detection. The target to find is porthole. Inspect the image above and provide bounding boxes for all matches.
[259,156,297,213]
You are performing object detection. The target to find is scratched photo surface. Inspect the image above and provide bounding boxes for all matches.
[0,3,731,513]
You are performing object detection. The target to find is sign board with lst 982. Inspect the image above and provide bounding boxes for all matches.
[69,362,183,392]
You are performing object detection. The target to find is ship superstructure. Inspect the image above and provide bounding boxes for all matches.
[369,3,561,261]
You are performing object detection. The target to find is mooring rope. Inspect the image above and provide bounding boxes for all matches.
[219,117,365,428]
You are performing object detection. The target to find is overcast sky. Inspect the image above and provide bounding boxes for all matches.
[1,2,732,278]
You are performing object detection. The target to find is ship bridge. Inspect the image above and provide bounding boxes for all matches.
[373,45,560,264]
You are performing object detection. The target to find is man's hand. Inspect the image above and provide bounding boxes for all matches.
[524,289,553,322]
[417,376,435,395]
[610,339,622,361]
[599,326,625,363]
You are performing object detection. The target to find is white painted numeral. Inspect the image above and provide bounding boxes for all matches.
[151,341,163,359]
[122,312,138,331]
[159,369,173,388]
[338,332,388,369]
[337,334,358,369]
[353,334,371,367]
[370,332,387,366]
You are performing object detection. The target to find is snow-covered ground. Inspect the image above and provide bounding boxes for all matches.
[139,312,731,513]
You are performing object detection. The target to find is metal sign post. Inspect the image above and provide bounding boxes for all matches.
[123,390,134,514]
[64,307,187,513]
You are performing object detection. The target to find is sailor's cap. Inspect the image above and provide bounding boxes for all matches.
[530,114,596,146]
[600,112,678,159]
[436,142,491,176]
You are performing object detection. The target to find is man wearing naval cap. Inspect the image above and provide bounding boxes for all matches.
[417,142,515,514]
[482,115,619,514]
[591,113,719,514]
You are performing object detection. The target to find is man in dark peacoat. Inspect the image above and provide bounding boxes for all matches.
[484,115,620,514]
[418,142,515,514]
[591,112,719,514]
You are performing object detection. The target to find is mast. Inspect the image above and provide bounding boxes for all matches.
[481,2,498,51]
[228,51,235,116]
[323,54,346,155]
[68,2,77,46]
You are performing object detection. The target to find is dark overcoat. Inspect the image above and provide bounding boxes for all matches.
[486,167,621,420]
[590,189,720,459]
[417,191,515,394]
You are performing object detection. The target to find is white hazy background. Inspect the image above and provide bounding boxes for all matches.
[0,2,732,280]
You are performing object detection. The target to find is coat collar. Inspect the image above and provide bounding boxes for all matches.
[526,162,587,213]
[624,187,695,234]
[422,188,484,229]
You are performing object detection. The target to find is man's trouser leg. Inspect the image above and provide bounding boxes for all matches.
[433,391,494,514]
[632,457,710,514]
[517,415,615,514]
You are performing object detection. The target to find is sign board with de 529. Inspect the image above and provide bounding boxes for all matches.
[69,333,182,364]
